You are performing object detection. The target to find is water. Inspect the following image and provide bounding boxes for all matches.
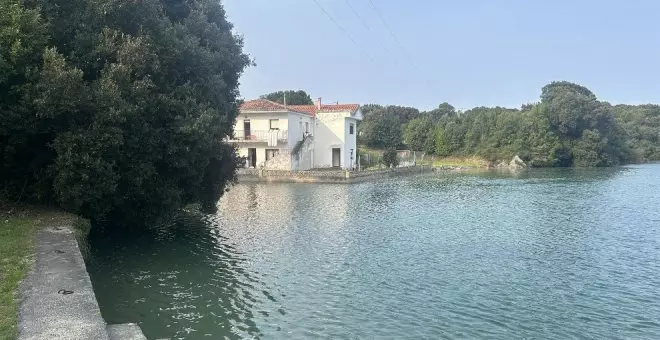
[87,165,660,339]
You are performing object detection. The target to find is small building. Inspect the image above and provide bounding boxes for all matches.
[230,98,363,170]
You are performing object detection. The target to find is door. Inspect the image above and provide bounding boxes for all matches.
[332,148,341,167]
[247,148,257,167]
[243,120,251,139]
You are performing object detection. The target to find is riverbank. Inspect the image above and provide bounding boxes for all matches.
[237,165,434,183]
[0,201,145,339]
[0,203,83,339]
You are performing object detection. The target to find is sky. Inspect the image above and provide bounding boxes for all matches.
[223,0,660,111]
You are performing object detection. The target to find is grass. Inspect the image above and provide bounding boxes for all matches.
[423,156,490,168]
[0,218,38,340]
[0,201,84,340]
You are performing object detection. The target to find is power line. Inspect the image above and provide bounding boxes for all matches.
[344,0,394,56]
[367,0,437,92]
[368,0,410,57]
[312,0,378,66]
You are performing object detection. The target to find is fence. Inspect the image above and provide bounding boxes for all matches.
[357,150,427,170]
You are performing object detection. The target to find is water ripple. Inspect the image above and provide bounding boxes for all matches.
[87,165,660,339]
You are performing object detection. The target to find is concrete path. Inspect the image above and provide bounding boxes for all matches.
[18,226,109,340]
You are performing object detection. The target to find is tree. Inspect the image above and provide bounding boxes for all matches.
[358,109,402,149]
[1,0,250,224]
[433,126,450,156]
[360,104,419,124]
[540,81,622,166]
[426,102,456,122]
[382,148,399,168]
[614,104,660,162]
[261,90,313,105]
[403,117,434,152]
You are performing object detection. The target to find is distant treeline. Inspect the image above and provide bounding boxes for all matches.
[358,81,659,167]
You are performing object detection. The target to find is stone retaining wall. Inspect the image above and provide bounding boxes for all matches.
[19,225,146,340]
[236,165,434,183]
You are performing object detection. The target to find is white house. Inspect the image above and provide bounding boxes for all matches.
[229,98,363,170]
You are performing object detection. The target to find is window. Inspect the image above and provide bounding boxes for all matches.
[265,149,279,161]
[305,122,309,134]
[269,119,279,130]
[349,123,354,135]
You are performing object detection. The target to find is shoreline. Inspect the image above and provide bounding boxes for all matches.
[0,203,145,340]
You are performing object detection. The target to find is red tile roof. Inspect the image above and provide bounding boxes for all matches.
[287,105,317,116]
[240,99,360,117]
[239,99,290,112]
[319,104,360,113]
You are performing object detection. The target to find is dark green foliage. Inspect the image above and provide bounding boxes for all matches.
[358,81,656,167]
[426,102,457,123]
[382,148,399,168]
[361,104,420,124]
[358,109,402,149]
[261,90,313,105]
[1,0,249,224]
[614,104,660,162]
[403,117,434,152]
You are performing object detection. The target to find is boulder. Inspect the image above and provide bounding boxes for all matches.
[509,155,527,169]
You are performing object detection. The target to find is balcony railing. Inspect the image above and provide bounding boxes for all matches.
[230,129,288,144]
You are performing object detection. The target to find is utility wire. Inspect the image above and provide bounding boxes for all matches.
[344,0,394,57]
[367,0,438,94]
[312,0,378,66]
[368,0,407,55]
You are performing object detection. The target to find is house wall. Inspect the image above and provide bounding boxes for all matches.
[234,111,290,169]
[235,108,361,170]
[234,111,317,170]
[237,146,263,168]
[344,118,358,169]
[234,112,289,139]
[314,112,347,168]
[291,137,314,170]
[287,112,314,146]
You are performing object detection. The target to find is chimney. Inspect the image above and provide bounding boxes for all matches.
[316,97,322,110]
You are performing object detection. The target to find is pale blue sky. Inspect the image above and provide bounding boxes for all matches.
[223,0,660,111]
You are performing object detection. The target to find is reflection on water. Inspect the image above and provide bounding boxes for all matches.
[87,214,268,339]
[88,165,660,339]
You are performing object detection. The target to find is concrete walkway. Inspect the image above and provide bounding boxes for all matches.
[18,225,146,340]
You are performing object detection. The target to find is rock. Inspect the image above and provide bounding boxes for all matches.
[496,161,509,168]
[509,155,527,169]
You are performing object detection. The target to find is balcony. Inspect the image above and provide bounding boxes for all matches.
[229,129,288,145]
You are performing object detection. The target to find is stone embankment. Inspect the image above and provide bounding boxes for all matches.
[19,225,146,340]
[237,165,434,183]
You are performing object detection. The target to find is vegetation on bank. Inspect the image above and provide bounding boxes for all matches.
[0,0,249,225]
[423,156,490,168]
[0,218,35,339]
[357,82,659,167]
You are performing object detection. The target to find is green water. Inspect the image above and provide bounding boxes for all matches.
[87,165,660,339]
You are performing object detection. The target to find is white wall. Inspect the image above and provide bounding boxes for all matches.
[287,112,314,146]
[344,118,358,169]
[234,111,317,170]
[313,112,347,168]
[235,109,361,170]
[234,112,289,139]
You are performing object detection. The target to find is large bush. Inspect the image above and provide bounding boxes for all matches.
[0,0,250,224]
[382,148,399,168]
